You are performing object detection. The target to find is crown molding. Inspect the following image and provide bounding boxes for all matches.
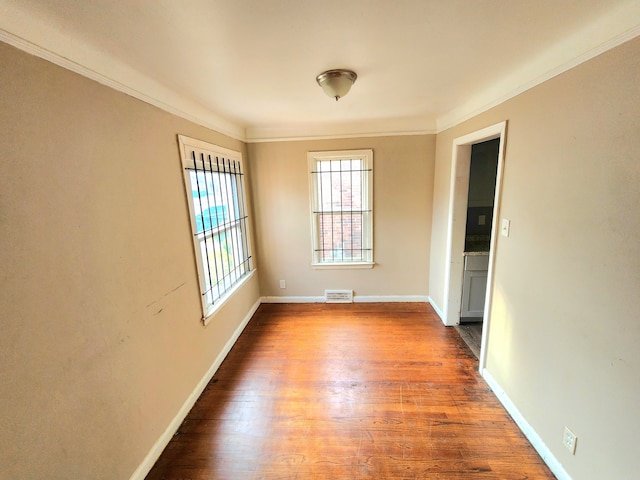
[245,127,437,143]
[0,28,246,142]
[1,0,638,142]
[245,115,437,142]
[436,4,640,133]
[0,24,433,143]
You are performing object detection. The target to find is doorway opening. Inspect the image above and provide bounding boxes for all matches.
[442,121,507,372]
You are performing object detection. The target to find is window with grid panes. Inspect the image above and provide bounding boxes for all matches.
[178,135,253,323]
[308,150,373,267]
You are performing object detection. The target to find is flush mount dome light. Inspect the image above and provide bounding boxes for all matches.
[316,69,357,101]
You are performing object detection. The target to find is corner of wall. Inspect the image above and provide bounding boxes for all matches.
[128,298,262,480]
[481,369,571,480]
[427,297,446,324]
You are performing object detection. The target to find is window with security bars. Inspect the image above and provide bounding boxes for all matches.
[178,135,253,322]
[308,149,373,266]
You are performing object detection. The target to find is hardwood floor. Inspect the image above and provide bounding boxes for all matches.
[146,303,555,479]
[455,322,483,359]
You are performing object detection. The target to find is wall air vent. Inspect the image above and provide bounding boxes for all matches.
[325,290,353,303]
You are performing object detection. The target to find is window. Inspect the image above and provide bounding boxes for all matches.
[308,149,373,267]
[178,135,253,322]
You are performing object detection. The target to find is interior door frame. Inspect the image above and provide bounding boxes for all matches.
[442,121,507,372]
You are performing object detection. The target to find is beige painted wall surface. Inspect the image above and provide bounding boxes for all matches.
[0,42,260,479]
[248,135,435,299]
[430,37,640,479]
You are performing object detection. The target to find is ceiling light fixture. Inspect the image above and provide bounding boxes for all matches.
[316,69,357,101]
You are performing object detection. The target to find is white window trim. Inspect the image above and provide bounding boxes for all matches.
[308,149,374,268]
[311,262,374,270]
[178,135,253,325]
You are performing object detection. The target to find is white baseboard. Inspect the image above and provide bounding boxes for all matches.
[261,295,325,303]
[130,295,440,479]
[354,295,429,303]
[427,296,445,321]
[262,295,429,303]
[481,369,571,480]
[129,298,262,480]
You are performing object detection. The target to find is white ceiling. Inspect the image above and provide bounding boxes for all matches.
[1,0,639,141]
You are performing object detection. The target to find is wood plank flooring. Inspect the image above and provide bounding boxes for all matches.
[146,303,555,479]
[455,322,483,359]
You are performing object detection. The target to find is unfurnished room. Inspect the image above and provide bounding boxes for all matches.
[1,1,639,479]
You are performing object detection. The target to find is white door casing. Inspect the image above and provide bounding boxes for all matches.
[442,121,507,372]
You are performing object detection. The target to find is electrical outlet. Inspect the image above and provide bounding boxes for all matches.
[279,280,286,289]
[563,426,577,454]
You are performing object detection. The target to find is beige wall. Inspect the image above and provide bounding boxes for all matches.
[248,136,435,299]
[430,37,640,479]
[0,42,260,479]
[3,24,639,480]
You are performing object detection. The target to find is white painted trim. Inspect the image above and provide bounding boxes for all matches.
[436,6,640,132]
[308,150,374,266]
[311,262,375,270]
[482,369,572,480]
[128,298,261,480]
[261,295,429,303]
[2,1,639,142]
[178,134,242,161]
[427,297,445,321]
[0,29,246,141]
[478,125,507,372]
[261,296,325,303]
[441,143,460,327]
[442,122,506,330]
[354,295,429,303]
[177,135,254,323]
[245,129,436,143]
[202,271,256,326]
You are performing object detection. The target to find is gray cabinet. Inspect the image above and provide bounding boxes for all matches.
[461,254,489,319]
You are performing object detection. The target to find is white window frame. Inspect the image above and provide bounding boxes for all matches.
[308,149,374,269]
[178,135,254,324]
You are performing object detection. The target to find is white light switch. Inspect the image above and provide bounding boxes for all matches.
[279,280,286,289]
[501,219,511,237]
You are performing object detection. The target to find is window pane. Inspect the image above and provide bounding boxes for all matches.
[180,136,252,317]
[316,159,364,212]
[199,224,246,303]
[318,212,365,261]
[191,170,239,234]
[309,150,372,265]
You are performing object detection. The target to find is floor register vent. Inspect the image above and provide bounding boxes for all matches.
[325,290,354,303]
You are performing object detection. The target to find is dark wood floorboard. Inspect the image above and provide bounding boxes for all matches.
[455,322,483,359]
[146,303,555,479]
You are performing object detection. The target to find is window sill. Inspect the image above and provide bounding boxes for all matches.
[202,269,256,326]
[311,262,375,270]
